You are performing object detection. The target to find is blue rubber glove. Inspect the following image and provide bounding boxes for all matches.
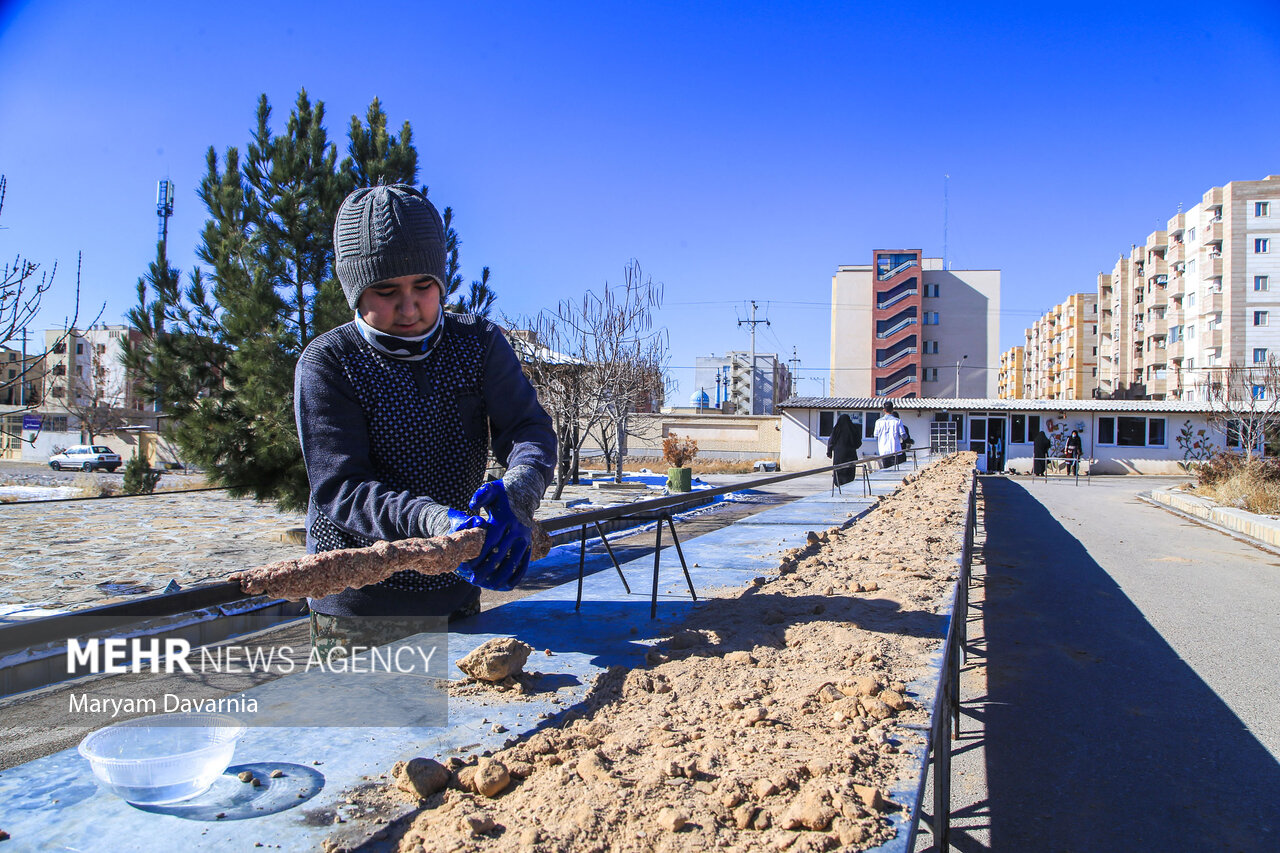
[456,480,533,591]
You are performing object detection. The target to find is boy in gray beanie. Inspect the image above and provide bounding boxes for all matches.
[295,184,555,653]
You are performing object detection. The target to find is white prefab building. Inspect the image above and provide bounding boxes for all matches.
[779,397,1230,475]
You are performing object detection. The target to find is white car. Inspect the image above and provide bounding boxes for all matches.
[49,445,122,473]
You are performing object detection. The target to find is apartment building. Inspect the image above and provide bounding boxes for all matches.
[42,324,145,411]
[829,250,1000,398]
[0,346,44,406]
[1022,293,1099,399]
[693,352,793,415]
[997,346,1025,399]
[1096,175,1280,400]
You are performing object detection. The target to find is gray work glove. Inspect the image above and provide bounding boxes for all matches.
[415,465,547,538]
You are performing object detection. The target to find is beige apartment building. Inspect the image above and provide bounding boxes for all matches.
[830,250,1001,399]
[1097,175,1280,400]
[42,324,146,411]
[1022,293,1099,399]
[997,346,1024,399]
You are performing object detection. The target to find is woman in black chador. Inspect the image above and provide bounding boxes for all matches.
[827,414,863,485]
[1032,429,1052,476]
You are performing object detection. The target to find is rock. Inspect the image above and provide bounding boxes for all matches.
[833,818,869,846]
[852,784,886,812]
[753,778,780,798]
[734,804,758,829]
[842,675,880,697]
[656,807,688,832]
[392,758,450,799]
[576,750,611,783]
[806,531,820,546]
[721,789,745,808]
[822,586,834,596]
[890,681,906,693]
[719,697,744,711]
[472,758,511,797]
[237,770,255,783]
[461,814,497,835]
[667,630,703,650]
[741,706,768,725]
[815,683,843,704]
[519,827,541,846]
[780,791,837,831]
[269,769,285,778]
[505,760,536,779]
[879,689,908,711]
[860,696,894,720]
[457,638,533,682]
[724,651,756,666]
[863,582,879,592]
[491,724,508,733]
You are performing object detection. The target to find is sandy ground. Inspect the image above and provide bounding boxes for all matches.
[371,453,977,853]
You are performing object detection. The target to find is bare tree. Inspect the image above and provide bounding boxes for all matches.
[1203,358,1280,460]
[1,176,97,454]
[502,320,596,500]
[556,260,672,482]
[51,339,131,444]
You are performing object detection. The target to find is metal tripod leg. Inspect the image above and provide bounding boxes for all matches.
[663,513,698,602]
[593,520,631,593]
[575,524,587,611]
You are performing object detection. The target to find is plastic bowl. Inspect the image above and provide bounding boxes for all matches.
[78,712,245,804]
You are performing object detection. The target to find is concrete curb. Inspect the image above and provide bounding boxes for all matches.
[1146,486,1280,552]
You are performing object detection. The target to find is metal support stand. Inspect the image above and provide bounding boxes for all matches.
[648,511,699,619]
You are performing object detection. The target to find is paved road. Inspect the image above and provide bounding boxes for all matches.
[957,475,1280,852]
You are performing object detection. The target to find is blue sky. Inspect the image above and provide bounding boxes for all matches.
[2,0,1279,401]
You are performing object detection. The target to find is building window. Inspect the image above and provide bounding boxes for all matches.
[1255,348,1268,364]
[1257,201,1271,217]
[924,283,940,298]
[1256,238,1270,253]
[923,311,939,325]
[1188,227,1196,242]
[1098,416,1166,447]
[923,340,938,354]
[818,411,835,437]
[1253,385,1266,401]
[923,368,939,382]
[1256,275,1270,292]
[75,343,84,354]
[1256,311,1269,326]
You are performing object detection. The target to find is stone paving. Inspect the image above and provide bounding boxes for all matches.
[0,477,681,619]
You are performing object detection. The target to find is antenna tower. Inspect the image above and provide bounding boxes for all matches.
[156,179,175,249]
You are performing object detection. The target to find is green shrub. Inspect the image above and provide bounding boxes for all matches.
[122,454,162,495]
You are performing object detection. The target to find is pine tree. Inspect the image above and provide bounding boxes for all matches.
[126,92,498,510]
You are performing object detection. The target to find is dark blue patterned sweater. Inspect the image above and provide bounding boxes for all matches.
[294,314,555,617]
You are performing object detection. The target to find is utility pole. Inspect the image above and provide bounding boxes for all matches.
[18,328,29,406]
[788,347,801,403]
[156,180,174,249]
[738,301,769,414]
[955,354,968,399]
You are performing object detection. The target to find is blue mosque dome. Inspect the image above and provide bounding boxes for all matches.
[691,389,710,408]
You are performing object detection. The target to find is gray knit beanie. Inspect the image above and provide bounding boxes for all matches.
[333,184,447,310]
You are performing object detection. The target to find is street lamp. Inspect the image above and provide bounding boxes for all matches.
[955,354,968,399]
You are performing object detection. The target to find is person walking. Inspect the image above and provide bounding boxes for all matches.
[873,402,908,469]
[827,414,862,486]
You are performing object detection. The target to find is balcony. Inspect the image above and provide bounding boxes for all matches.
[875,342,918,368]
[876,257,918,281]
[1167,274,1185,298]
[1167,338,1183,360]
[876,312,918,339]
[875,371,918,396]
[1168,211,1185,236]
[1146,312,1168,337]
[1203,186,1223,208]
[1202,288,1224,315]
[1202,219,1223,245]
[876,279,919,309]
[1147,376,1167,395]
[1167,241,1185,263]
[1200,250,1223,279]
[1206,327,1225,348]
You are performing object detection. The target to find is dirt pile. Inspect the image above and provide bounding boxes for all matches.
[386,453,976,853]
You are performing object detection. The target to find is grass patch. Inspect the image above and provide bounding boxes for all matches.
[1193,454,1280,515]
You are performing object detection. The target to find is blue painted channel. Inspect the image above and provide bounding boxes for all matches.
[0,461,956,852]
